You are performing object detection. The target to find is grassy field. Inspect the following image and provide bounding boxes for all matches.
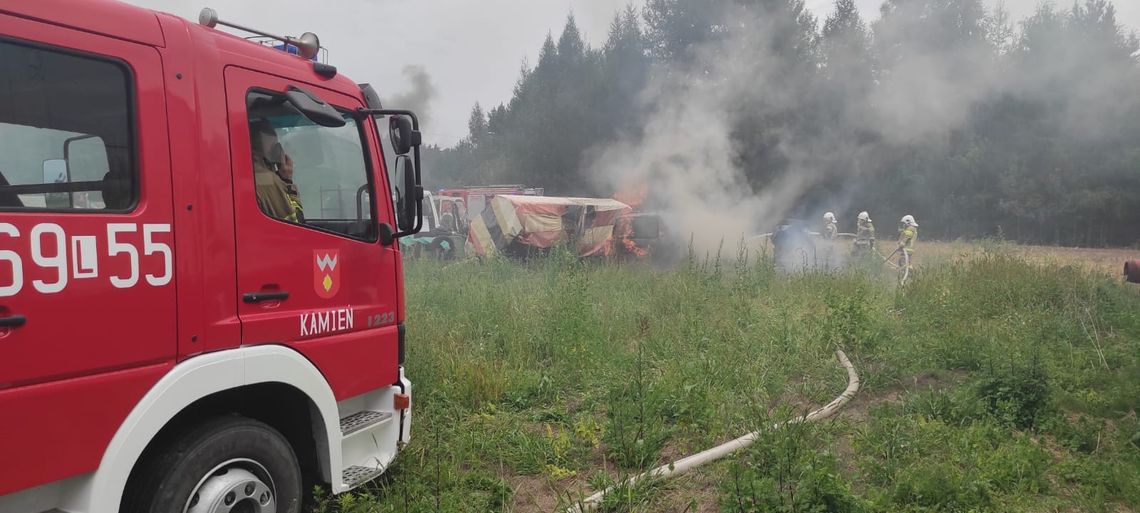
[917,240,1137,279]
[315,242,1140,513]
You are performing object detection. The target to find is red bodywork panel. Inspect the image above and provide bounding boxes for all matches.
[0,0,165,47]
[0,363,171,495]
[0,0,404,494]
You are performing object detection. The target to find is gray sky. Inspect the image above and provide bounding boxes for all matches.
[125,0,1139,147]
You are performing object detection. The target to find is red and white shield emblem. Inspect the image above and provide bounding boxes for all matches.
[314,250,340,299]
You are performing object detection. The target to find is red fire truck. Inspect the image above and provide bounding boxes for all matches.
[0,2,426,512]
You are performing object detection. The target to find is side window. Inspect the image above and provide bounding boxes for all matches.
[0,39,135,211]
[246,91,374,240]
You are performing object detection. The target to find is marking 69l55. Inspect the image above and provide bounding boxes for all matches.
[0,222,173,297]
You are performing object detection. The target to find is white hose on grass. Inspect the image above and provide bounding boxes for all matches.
[566,350,860,513]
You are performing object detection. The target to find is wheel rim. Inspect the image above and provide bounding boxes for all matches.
[184,458,277,513]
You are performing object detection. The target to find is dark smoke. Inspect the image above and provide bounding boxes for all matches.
[386,65,438,125]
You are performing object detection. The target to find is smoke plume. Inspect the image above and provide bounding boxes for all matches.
[588,0,1139,255]
[386,65,439,125]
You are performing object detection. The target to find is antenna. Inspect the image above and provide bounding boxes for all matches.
[198,7,321,60]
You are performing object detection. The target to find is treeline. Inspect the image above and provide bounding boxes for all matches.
[424,0,1140,247]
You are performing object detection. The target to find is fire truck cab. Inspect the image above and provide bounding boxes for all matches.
[0,2,424,512]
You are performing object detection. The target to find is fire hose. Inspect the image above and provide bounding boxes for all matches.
[874,247,897,267]
[566,350,860,513]
[877,247,911,284]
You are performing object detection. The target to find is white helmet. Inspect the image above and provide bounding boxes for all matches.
[858,211,870,222]
[824,212,836,223]
[900,214,917,227]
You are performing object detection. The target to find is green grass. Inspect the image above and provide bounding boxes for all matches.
[314,246,1140,513]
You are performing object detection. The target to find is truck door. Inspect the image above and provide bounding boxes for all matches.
[224,68,401,399]
[0,20,175,491]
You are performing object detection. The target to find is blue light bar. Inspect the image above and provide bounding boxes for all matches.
[273,43,318,61]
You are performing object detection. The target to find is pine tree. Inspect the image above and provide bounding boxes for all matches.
[821,0,873,85]
[557,14,585,65]
[643,0,731,63]
[466,103,487,147]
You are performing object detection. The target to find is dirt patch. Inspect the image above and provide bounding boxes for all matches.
[508,474,558,513]
[839,387,900,423]
[910,371,941,389]
[838,369,968,423]
[1110,503,1138,513]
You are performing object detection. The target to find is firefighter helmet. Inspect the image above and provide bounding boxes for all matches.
[858,211,870,222]
[900,214,917,227]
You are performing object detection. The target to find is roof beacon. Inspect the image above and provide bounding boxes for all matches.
[198,7,320,60]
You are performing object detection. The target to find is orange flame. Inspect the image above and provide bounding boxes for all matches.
[613,182,648,211]
[622,237,649,258]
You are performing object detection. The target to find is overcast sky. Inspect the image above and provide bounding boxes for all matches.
[125,0,1139,147]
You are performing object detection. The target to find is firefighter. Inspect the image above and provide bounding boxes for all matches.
[249,119,304,223]
[853,211,875,255]
[896,214,918,269]
[822,212,838,240]
[439,206,457,233]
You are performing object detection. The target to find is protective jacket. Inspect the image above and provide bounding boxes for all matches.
[254,159,303,223]
[855,220,875,247]
[898,226,917,254]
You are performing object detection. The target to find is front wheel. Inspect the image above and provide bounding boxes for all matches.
[122,416,302,513]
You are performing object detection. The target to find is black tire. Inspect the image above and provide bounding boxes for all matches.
[122,416,302,513]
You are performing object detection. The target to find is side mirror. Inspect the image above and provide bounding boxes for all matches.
[389,115,421,155]
[356,108,425,237]
[395,155,421,232]
[284,86,345,128]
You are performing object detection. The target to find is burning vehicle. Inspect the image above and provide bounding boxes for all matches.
[613,211,663,260]
[399,185,544,260]
[439,184,544,228]
[611,182,667,261]
[467,194,652,259]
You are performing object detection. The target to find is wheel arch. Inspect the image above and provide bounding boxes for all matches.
[85,345,342,513]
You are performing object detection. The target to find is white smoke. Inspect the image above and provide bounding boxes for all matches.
[588,0,1136,257]
[589,4,866,255]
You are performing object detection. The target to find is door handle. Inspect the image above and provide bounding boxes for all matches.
[0,314,26,328]
[243,291,289,303]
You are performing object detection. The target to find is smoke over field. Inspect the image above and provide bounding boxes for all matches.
[585,0,1139,254]
[430,0,1140,249]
